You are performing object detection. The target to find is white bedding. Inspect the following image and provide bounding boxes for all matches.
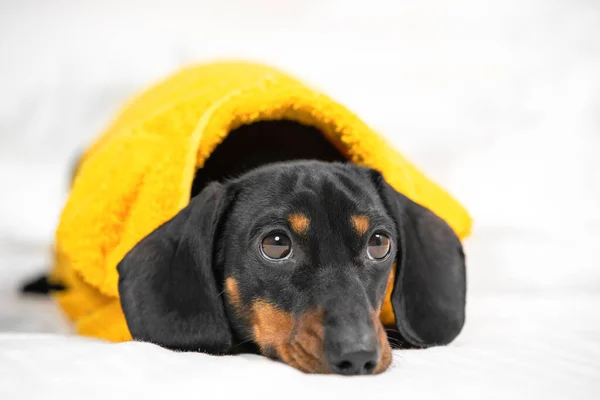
[1,291,599,399]
[1,0,599,398]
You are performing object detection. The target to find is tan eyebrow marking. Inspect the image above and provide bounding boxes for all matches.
[288,213,310,234]
[351,215,370,235]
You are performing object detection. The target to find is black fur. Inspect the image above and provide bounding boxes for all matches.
[372,171,467,346]
[117,160,467,368]
[118,182,235,354]
[20,275,65,294]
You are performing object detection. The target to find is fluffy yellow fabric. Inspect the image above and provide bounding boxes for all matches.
[51,60,472,341]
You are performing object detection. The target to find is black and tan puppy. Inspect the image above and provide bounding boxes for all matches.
[117,160,466,375]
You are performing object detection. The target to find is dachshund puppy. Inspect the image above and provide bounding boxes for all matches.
[118,160,466,375]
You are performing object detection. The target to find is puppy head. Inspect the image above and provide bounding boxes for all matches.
[118,161,466,375]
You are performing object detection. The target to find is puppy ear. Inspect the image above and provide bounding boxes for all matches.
[371,171,466,347]
[117,182,234,354]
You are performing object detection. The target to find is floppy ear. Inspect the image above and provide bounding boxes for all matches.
[117,182,234,354]
[371,171,466,347]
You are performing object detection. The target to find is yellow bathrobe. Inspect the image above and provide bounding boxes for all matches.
[50,61,472,342]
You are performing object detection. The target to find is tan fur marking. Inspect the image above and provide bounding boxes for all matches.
[251,301,328,373]
[251,300,294,350]
[351,215,370,235]
[250,299,392,374]
[288,213,310,234]
[372,311,393,374]
[291,307,326,373]
[379,263,397,326]
[225,277,241,310]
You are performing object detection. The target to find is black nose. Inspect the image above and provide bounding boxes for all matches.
[328,346,379,375]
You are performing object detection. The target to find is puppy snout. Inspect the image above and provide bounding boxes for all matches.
[329,348,379,375]
[325,330,380,375]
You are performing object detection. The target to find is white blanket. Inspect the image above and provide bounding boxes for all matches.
[1,0,599,398]
[1,291,599,399]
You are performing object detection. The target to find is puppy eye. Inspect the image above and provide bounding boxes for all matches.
[367,233,391,260]
[260,233,292,260]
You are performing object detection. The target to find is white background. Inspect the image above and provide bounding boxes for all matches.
[0,0,599,398]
